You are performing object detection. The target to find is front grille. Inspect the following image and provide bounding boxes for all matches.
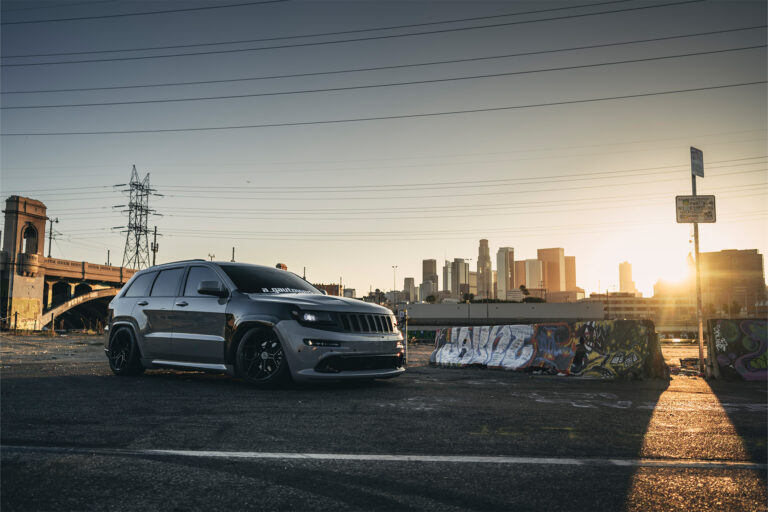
[338,313,394,333]
[315,354,404,373]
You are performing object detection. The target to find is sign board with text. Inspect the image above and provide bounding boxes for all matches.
[676,195,716,223]
[690,147,704,177]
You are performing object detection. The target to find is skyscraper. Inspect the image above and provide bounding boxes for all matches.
[565,256,576,291]
[537,248,565,292]
[422,259,438,290]
[619,261,637,295]
[525,259,543,290]
[452,258,469,297]
[514,260,526,288]
[700,249,766,315]
[477,239,492,299]
[404,277,417,302]
[442,260,453,293]
[496,247,514,300]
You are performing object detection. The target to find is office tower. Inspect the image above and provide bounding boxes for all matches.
[619,261,637,294]
[422,259,438,290]
[404,277,417,302]
[496,247,514,300]
[525,259,544,290]
[537,248,565,292]
[419,280,435,301]
[469,271,478,296]
[442,260,453,293]
[514,260,526,288]
[477,239,492,299]
[565,256,576,291]
[700,249,766,315]
[452,258,469,297]
[492,270,497,300]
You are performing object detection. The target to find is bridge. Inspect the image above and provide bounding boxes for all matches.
[1,196,136,331]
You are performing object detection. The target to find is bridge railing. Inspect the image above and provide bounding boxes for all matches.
[43,257,136,284]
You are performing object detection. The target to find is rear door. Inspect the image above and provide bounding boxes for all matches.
[136,267,184,360]
[171,265,229,364]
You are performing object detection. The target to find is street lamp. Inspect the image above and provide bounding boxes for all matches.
[392,265,398,304]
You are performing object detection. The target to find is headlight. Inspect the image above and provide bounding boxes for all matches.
[292,310,335,326]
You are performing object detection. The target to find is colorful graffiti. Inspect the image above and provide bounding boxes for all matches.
[709,319,767,381]
[430,320,667,379]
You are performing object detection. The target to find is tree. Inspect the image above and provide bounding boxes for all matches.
[462,293,475,302]
[519,284,530,296]
[729,300,742,316]
[425,295,436,304]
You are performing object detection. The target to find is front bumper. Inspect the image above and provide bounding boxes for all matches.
[274,320,405,382]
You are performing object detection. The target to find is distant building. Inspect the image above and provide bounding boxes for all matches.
[496,247,514,301]
[476,239,492,299]
[565,256,577,291]
[422,259,438,290]
[514,260,526,288]
[442,260,453,293]
[469,271,478,297]
[419,280,436,302]
[538,248,565,292]
[403,277,417,302]
[525,259,543,291]
[314,283,341,296]
[700,249,766,316]
[343,288,356,299]
[491,270,497,300]
[451,258,469,297]
[619,261,637,295]
[547,289,585,303]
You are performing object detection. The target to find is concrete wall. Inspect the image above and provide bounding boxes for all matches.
[405,302,605,327]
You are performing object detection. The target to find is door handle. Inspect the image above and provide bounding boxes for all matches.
[137,300,149,306]
[175,301,189,307]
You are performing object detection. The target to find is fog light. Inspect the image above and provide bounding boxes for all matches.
[303,339,341,347]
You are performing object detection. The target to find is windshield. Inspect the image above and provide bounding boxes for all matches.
[219,264,320,294]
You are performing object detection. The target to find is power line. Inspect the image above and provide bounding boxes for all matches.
[5,80,764,136]
[0,0,122,13]
[1,0,705,67]
[5,45,763,110]
[5,25,763,95]
[0,0,285,25]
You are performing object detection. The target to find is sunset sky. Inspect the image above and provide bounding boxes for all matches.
[1,0,766,297]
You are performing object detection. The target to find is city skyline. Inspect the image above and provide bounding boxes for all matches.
[1,0,766,297]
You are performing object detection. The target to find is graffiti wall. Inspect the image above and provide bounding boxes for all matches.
[709,319,767,381]
[430,320,667,379]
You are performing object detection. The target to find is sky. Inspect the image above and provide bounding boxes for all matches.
[1,0,766,298]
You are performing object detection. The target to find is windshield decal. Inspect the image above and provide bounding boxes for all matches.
[260,287,314,294]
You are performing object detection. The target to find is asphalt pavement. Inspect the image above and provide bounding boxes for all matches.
[1,333,766,511]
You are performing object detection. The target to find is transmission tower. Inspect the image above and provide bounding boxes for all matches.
[115,165,161,270]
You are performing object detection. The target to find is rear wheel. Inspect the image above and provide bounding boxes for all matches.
[108,327,145,376]
[235,328,290,387]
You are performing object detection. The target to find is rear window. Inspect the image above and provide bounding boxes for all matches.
[219,264,319,294]
[123,271,156,297]
[150,268,184,297]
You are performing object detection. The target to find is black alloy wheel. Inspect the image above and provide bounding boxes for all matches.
[236,328,289,387]
[108,327,145,376]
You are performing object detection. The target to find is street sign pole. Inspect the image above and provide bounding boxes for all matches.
[690,147,705,375]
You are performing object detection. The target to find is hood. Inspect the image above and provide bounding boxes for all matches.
[245,293,393,314]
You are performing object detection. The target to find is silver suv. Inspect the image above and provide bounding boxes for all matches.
[105,260,405,386]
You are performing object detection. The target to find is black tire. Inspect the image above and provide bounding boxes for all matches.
[235,328,290,387]
[107,326,145,376]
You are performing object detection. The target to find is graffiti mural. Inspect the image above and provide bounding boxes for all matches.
[430,320,668,379]
[570,320,653,379]
[709,319,767,381]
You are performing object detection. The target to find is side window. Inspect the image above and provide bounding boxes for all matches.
[184,266,222,297]
[150,268,184,297]
[123,272,157,298]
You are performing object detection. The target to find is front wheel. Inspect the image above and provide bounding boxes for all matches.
[108,326,145,376]
[235,328,290,387]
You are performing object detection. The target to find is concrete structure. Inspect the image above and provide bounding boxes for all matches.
[496,247,514,301]
[476,239,492,300]
[524,259,543,291]
[538,247,565,292]
[1,196,136,330]
[422,259,438,290]
[405,301,605,327]
[565,255,577,291]
[619,261,637,295]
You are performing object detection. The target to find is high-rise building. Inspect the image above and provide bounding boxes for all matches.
[619,261,637,295]
[442,260,453,293]
[404,277,417,302]
[537,248,565,292]
[496,247,514,300]
[419,280,436,302]
[514,260,526,288]
[422,259,438,290]
[476,239,492,299]
[492,270,497,300]
[469,271,478,296]
[565,255,576,291]
[700,249,766,316]
[452,258,469,296]
[525,259,544,290]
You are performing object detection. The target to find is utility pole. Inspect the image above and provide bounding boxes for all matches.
[46,217,58,258]
[392,265,398,304]
[208,253,215,261]
[115,165,162,270]
[106,250,110,266]
[690,147,705,376]
[231,247,235,262]
[150,226,159,266]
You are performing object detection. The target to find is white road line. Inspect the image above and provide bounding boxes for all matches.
[3,445,766,470]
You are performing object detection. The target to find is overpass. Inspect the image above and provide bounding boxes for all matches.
[1,195,136,330]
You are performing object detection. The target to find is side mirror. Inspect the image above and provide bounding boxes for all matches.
[198,280,228,298]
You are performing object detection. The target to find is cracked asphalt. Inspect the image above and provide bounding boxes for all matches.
[1,333,766,511]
